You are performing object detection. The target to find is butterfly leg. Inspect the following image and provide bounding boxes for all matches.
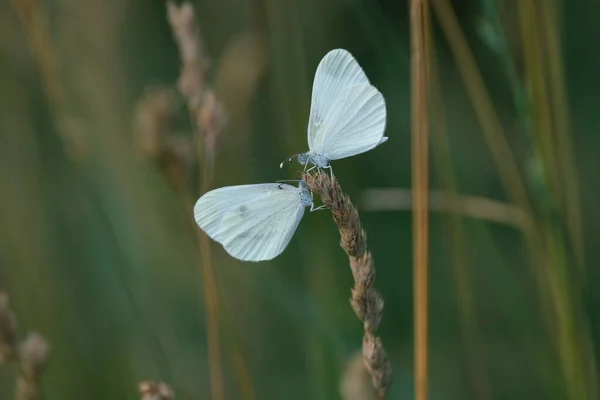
[325,164,335,180]
[310,204,328,212]
[302,157,312,173]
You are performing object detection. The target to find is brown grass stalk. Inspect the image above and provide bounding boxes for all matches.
[518,2,597,398]
[410,1,430,399]
[428,22,493,398]
[360,188,532,230]
[303,171,392,399]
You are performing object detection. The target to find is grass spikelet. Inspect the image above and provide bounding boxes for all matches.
[303,171,392,399]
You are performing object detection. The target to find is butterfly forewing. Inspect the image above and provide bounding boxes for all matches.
[194,183,306,262]
[308,49,370,151]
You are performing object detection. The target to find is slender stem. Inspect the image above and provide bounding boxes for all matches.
[410,1,430,399]
[196,123,224,400]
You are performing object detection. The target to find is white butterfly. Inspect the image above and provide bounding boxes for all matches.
[194,180,323,262]
[281,48,388,175]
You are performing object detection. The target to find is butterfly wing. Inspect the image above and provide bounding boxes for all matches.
[307,49,370,151]
[194,183,306,262]
[310,84,387,161]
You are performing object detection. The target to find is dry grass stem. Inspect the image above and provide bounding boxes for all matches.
[303,171,392,399]
[12,0,87,159]
[139,381,175,400]
[410,1,431,399]
[167,3,225,399]
[539,2,585,274]
[360,188,532,230]
[168,3,259,400]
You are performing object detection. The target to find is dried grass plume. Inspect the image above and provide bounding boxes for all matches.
[167,1,226,171]
[16,333,50,400]
[133,86,192,191]
[139,381,175,400]
[0,292,50,400]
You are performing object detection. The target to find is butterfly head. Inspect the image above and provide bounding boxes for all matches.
[296,153,310,165]
[298,180,314,207]
[280,154,303,169]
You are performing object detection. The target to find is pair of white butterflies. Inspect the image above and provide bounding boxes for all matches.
[194,49,388,262]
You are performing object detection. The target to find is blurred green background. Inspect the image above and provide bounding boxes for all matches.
[1,0,599,399]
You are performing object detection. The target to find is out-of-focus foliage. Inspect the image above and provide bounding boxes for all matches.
[1,0,599,399]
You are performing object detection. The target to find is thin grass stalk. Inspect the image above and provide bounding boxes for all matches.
[428,30,494,400]
[430,0,559,365]
[180,193,257,400]
[12,0,84,160]
[197,169,224,400]
[360,188,531,229]
[518,1,597,398]
[430,0,532,216]
[303,171,392,399]
[539,0,586,276]
[517,0,559,198]
[410,1,430,399]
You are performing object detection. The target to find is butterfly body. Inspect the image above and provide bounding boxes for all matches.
[297,152,329,169]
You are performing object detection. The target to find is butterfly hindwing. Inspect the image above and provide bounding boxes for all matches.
[311,84,387,160]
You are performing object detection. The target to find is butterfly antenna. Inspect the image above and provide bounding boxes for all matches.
[279,155,297,169]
